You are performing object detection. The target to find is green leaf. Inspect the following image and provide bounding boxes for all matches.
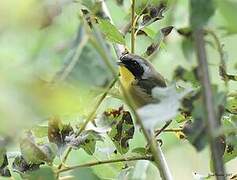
[226,97,237,114]
[98,19,125,45]
[12,155,42,174]
[222,116,237,163]
[138,85,191,131]
[100,107,135,154]
[217,0,237,34]
[20,133,56,164]
[131,147,147,156]
[0,147,11,177]
[65,130,103,155]
[28,167,55,180]
[32,126,48,138]
[135,0,149,15]
[69,43,113,87]
[144,26,173,57]
[173,66,199,87]
[48,117,73,150]
[181,38,194,61]
[190,0,215,29]
[138,2,167,29]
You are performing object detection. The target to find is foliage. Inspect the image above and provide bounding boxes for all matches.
[0,0,236,179]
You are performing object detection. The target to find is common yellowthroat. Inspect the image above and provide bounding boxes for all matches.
[118,53,166,108]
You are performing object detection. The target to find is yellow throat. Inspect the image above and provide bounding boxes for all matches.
[119,66,135,89]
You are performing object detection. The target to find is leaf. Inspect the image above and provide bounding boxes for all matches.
[68,43,113,87]
[138,85,191,131]
[71,167,100,180]
[32,126,48,138]
[98,19,125,45]
[222,116,237,163]
[20,133,56,164]
[226,97,237,114]
[0,147,11,177]
[190,0,215,29]
[100,107,135,154]
[138,2,167,29]
[181,38,194,61]
[135,0,149,15]
[28,167,55,180]
[182,88,226,152]
[12,155,42,173]
[217,0,237,34]
[182,119,207,151]
[65,130,103,155]
[173,66,199,87]
[131,147,147,156]
[48,117,73,152]
[144,26,173,57]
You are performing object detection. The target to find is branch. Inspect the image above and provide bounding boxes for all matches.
[131,0,136,53]
[155,120,173,137]
[193,29,226,179]
[57,155,152,174]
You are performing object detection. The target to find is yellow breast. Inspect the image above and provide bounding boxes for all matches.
[119,66,135,89]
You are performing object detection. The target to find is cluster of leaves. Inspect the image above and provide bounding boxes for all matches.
[1,0,237,179]
[0,106,136,179]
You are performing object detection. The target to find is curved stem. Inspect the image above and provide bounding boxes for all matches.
[131,0,136,53]
[57,155,152,174]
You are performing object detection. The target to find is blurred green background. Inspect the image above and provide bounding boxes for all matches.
[0,0,236,179]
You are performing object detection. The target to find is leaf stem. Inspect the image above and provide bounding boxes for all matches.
[131,0,136,53]
[205,29,228,87]
[57,155,152,174]
[193,29,226,180]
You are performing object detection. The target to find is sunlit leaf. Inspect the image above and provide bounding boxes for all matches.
[65,130,103,155]
[20,133,56,164]
[12,155,42,174]
[98,19,125,45]
[100,107,135,154]
[32,126,48,138]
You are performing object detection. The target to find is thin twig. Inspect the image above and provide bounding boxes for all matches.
[205,29,228,87]
[194,29,226,180]
[155,120,173,137]
[131,0,136,53]
[57,155,152,174]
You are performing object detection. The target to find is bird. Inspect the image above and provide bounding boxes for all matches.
[118,53,167,108]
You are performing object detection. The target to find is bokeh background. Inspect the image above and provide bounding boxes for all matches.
[0,0,236,179]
